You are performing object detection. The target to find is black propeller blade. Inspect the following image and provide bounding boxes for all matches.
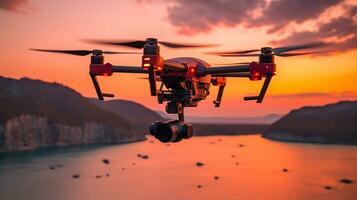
[220,54,261,57]
[83,39,219,49]
[219,51,327,57]
[272,42,327,54]
[208,42,328,57]
[207,49,259,55]
[158,41,218,48]
[30,49,140,56]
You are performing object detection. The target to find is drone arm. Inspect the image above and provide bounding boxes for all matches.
[89,63,116,100]
[203,65,250,75]
[90,63,147,100]
[112,65,148,74]
[212,72,251,77]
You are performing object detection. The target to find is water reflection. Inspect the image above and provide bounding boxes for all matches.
[0,135,356,200]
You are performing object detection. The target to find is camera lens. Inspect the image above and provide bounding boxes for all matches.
[150,120,193,143]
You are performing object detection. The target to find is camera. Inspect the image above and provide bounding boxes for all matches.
[150,120,193,143]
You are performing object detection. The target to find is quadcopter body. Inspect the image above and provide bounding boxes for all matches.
[31,38,325,143]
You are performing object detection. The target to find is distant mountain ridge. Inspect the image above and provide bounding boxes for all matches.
[263,101,357,145]
[185,114,282,124]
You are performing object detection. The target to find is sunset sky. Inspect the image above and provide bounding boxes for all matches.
[0,0,356,117]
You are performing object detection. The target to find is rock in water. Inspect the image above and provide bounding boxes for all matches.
[141,155,149,159]
[197,185,202,188]
[102,159,110,165]
[283,168,288,172]
[340,179,353,184]
[214,176,219,180]
[196,162,204,167]
[324,186,332,190]
[72,174,80,179]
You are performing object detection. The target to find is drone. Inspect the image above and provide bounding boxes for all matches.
[31,38,326,143]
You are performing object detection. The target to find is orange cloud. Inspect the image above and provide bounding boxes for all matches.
[272,5,357,52]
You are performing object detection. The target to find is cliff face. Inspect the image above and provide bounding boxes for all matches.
[0,115,141,152]
[0,77,146,152]
[263,101,357,144]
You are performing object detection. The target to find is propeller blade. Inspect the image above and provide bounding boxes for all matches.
[30,49,139,56]
[30,49,93,56]
[158,41,219,48]
[82,39,218,49]
[276,51,328,57]
[272,42,327,54]
[83,39,146,49]
[208,42,327,56]
[219,54,261,57]
[207,49,259,55]
[102,51,140,55]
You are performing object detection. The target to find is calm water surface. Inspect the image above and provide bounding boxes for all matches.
[0,135,356,200]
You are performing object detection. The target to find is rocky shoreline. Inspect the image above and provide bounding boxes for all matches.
[262,131,357,145]
[0,115,145,152]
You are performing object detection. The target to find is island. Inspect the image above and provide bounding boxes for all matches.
[263,101,357,145]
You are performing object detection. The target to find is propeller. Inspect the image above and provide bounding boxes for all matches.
[219,51,328,57]
[30,49,140,56]
[207,42,328,57]
[82,39,219,49]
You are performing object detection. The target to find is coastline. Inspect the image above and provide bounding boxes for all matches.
[262,132,357,146]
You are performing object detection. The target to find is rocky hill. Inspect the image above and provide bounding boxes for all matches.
[263,101,357,145]
[90,99,162,133]
[0,76,147,152]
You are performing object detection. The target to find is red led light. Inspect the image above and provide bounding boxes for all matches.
[157,66,163,71]
[188,67,196,75]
